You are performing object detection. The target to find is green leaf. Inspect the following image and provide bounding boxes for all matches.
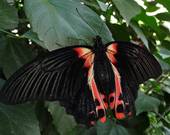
[0,38,36,78]
[135,91,161,115]
[46,102,77,135]
[6,0,15,4]
[134,11,166,40]
[164,127,170,135]
[75,0,101,11]
[130,21,148,47]
[96,119,129,135]
[97,0,108,11]
[22,30,44,46]
[112,0,141,24]
[156,13,170,21]
[24,0,113,51]
[135,11,158,31]
[155,52,170,70]
[0,104,40,135]
[108,23,130,41]
[0,78,5,90]
[68,125,97,135]
[162,77,170,94]
[157,0,170,12]
[124,113,150,135]
[159,47,170,59]
[146,5,159,12]
[0,34,6,62]
[0,0,18,29]
[161,40,170,51]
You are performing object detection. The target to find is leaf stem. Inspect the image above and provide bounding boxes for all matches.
[0,28,23,39]
[145,72,170,94]
[155,112,170,124]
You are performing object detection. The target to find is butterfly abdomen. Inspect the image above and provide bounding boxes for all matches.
[93,53,115,94]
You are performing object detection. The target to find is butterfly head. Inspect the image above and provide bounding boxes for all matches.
[93,36,105,52]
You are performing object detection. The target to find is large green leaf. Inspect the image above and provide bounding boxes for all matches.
[0,38,36,78]
[112,0,141,24]
[124,113,150,135]
[24,0,113,51]
[0,0,18,29]
[108,23,130,41]
[96,120,129,135]
[135,91,161,115]
[22,30,44,46]
[68,125,96,135]
[0,104,40,135]
[46,102,77,135]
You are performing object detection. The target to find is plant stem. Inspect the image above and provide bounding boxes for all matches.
[0,28,23,39]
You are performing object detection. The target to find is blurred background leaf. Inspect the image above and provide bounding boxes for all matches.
[0,0,18,30]
[0,104,40,135]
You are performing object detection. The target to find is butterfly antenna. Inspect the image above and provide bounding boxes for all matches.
[76,8,98,35]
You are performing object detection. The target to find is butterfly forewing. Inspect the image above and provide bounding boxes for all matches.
[0,46,98,125]
[106,42,162,86]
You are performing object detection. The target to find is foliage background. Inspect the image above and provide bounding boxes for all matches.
[0,0,170,135]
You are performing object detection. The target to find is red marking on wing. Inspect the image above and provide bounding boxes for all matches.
[106,43,118,64]
[116,113,125,119]
[106,52,117,64]
[101,94,108,109]
[100,116,106,123]
[74,47,91,57]
[84,54,94,68]
[111,63,126,120]
[74,47,94,68]
[107,43,118,54]
[88,65,107,123]
[109,92,115,109]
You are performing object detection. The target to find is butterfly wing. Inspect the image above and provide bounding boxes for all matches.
[106,41,162,89]
[0,46,96,125]
[106,41,162,119]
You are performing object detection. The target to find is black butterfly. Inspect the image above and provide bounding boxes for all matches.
[0,36,162,125]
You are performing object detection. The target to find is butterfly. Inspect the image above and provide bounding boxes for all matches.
[0,36,162,125]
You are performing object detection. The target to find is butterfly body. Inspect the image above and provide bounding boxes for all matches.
[93,37,115,94]
[0,36,162,126]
